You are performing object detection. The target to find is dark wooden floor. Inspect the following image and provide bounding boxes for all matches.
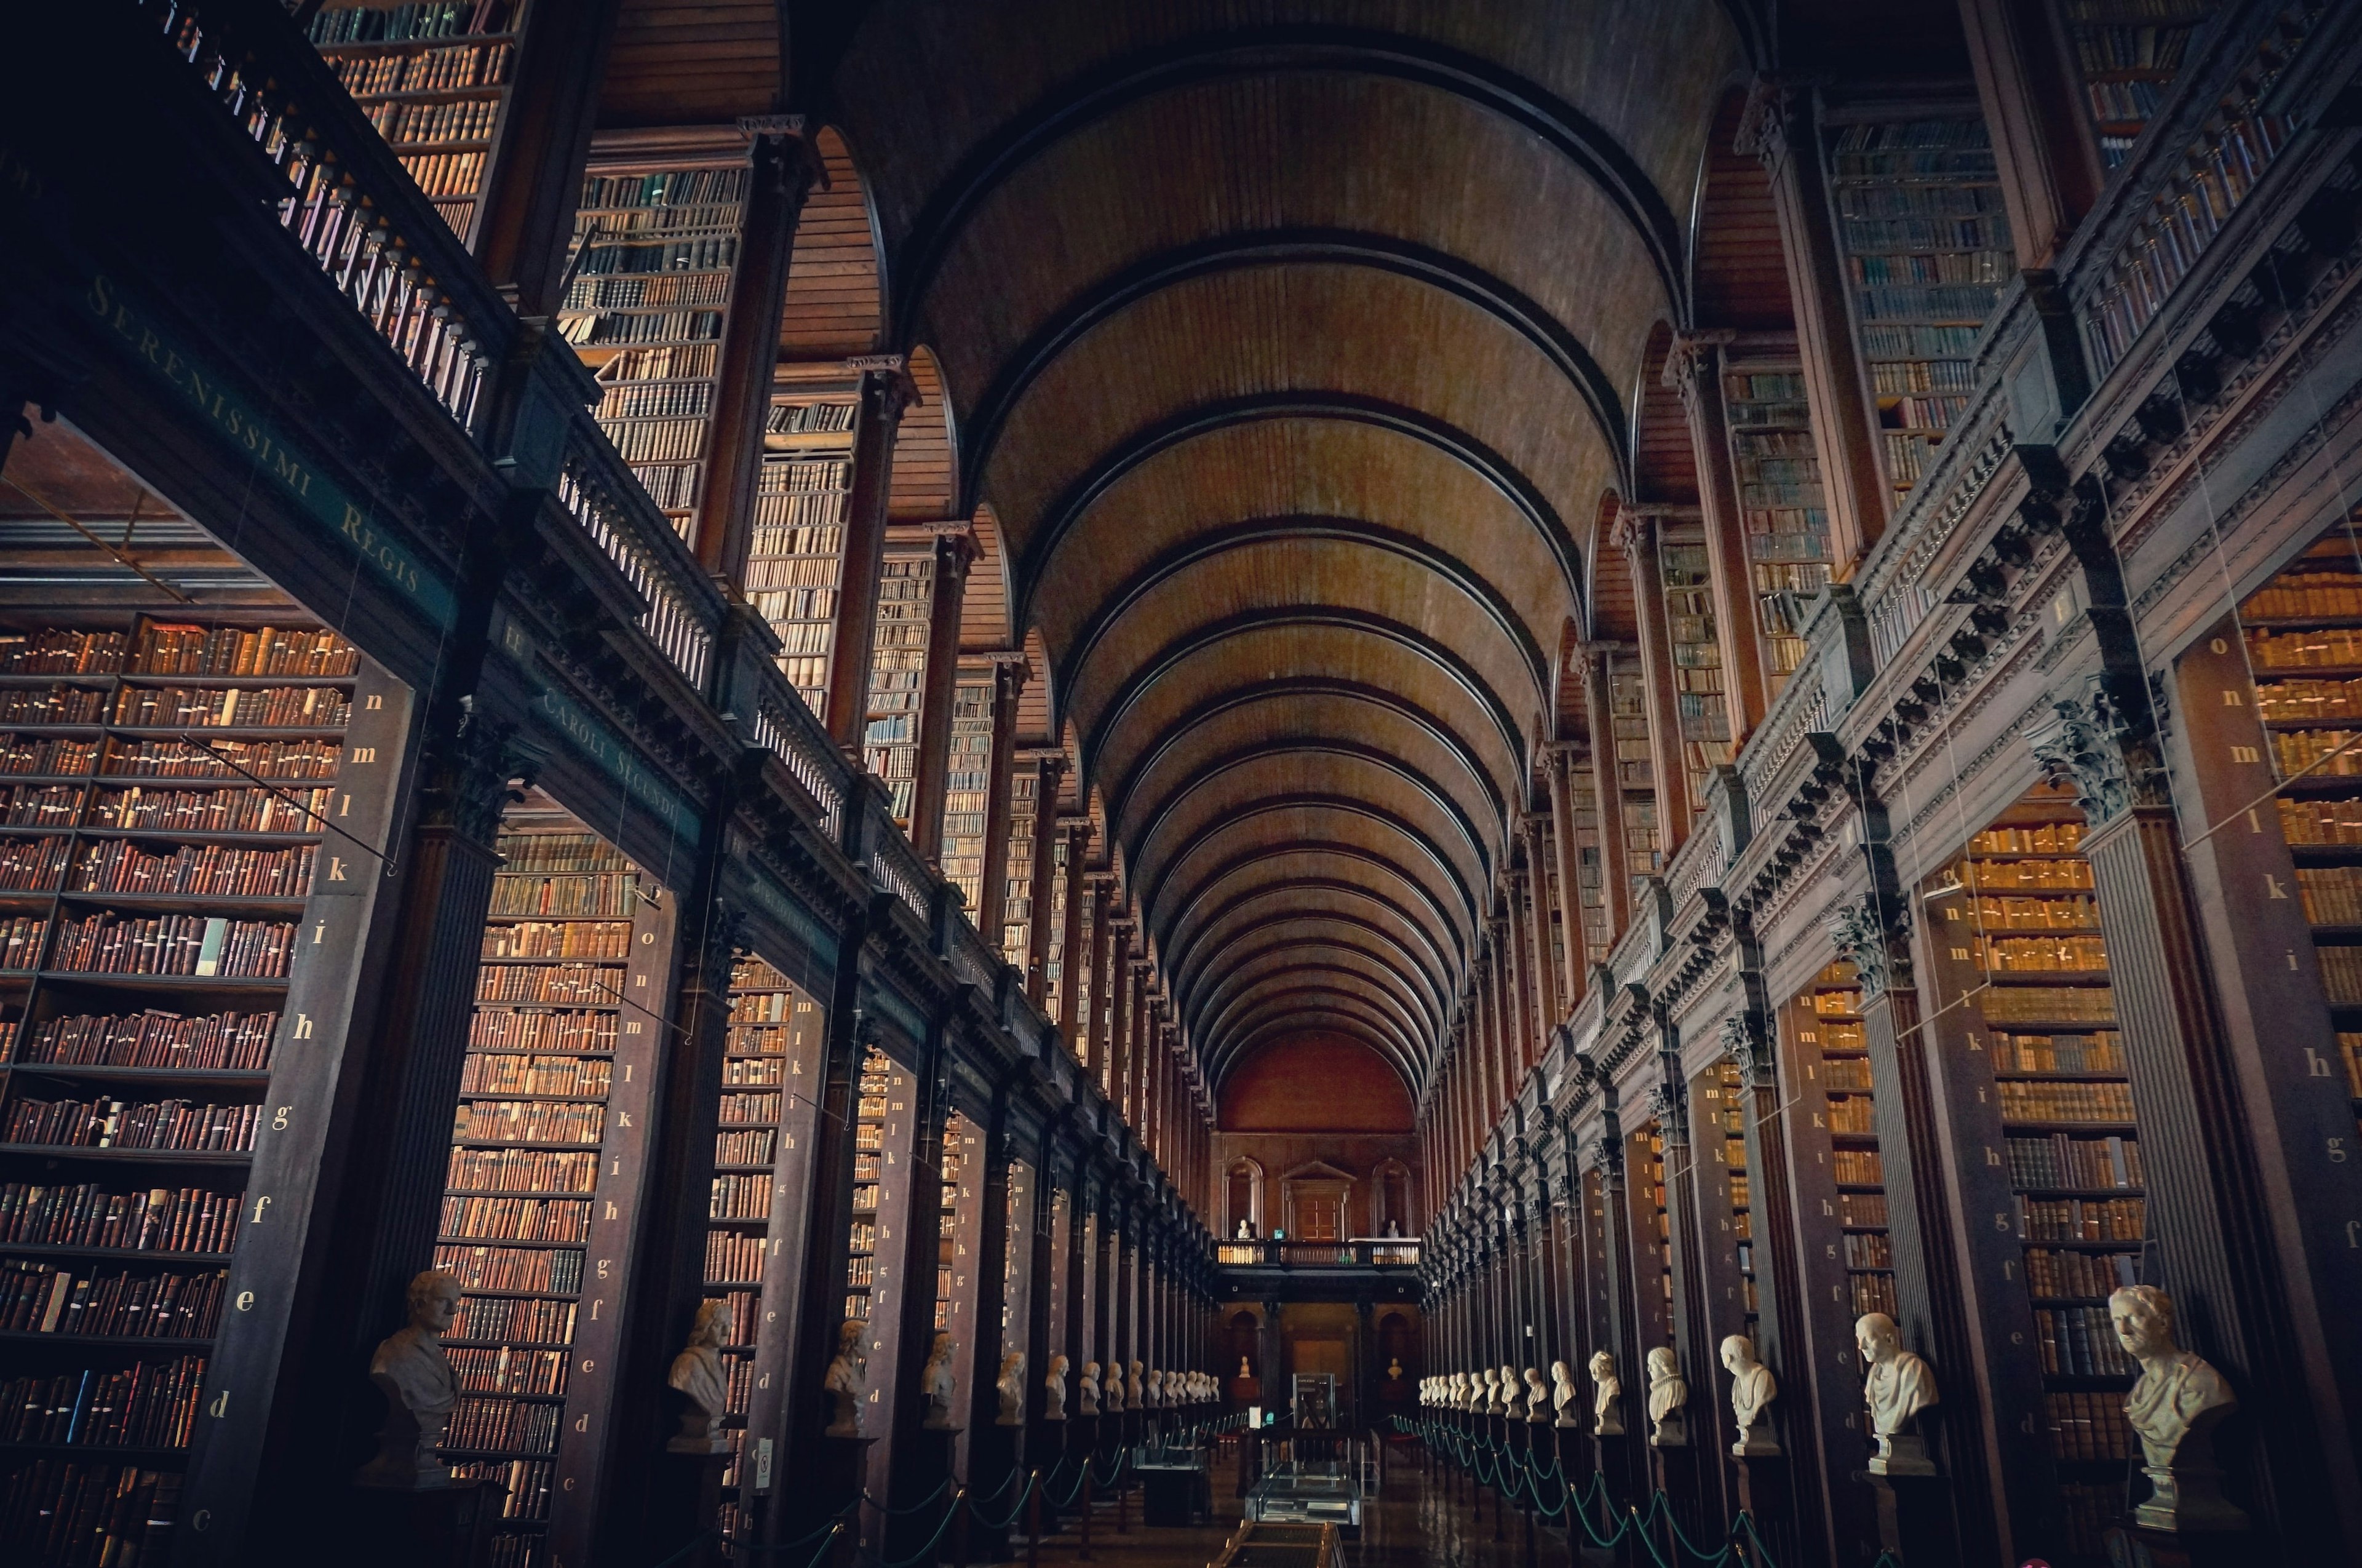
[1011,1438,1533,1567]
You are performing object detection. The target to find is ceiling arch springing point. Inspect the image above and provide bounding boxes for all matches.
[1014,394,1578,635]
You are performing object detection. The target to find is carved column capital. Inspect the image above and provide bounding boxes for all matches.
[1660,330,1738,415]
[421,712,533,848]
[2026,677,2169,827]
[1719,1009,1773,1084]
[1608,502,1659,563]
[1827,892,1913,999]
[1735,75,1796,167]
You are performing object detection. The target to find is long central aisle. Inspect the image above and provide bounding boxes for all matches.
[1020,1441,1521,1568]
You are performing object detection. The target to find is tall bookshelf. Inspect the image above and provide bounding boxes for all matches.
[1658,525,1732,821]
[438,808,672,1568]
[1569,766,1610,968]
[1948,801,2141,1562]
[940,674,996,911]
[0,615,378,1564]
[2242,534,2362,1142]
[750,392,860,720]
[307,1,524,238]
[2060,1,2220,167]
[864,547,936,832]
[1608,669,1661,896]
[1788,963,1896,1320]
[1631,1120,1673,1357]
[934,1124,963,1335]
[1708,1059,1758,1335]
[845,1049,890,1331]
[560,134,753,543]
[999,768,1038,973]
[1823,109,2013,506]
[1720,349,1833,690]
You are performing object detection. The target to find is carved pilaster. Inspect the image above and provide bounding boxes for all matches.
[1826,892,1912,1000]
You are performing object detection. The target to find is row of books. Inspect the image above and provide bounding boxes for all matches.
[1838,1192,1889,1228]
[0,634,125,677]
[67,840,314,899]
[0,838,63,890]
[0,691,105,726]
[307,2,516,47]
[750,589,838,626]
[752,490,851,529]
[713,1129,774,1167]
[2021,1194,2147,1242]
[0,1357,205,1448]
[90,785,333,834]
[705,1233,763,1287]
[2313,866,2362,926]
[722,1056,784,1088]
[447,1457,552,1521]
[1826,1094,1875,1135]
[111,686,348,730]
[0,1461,179,1563]
[475,965,621,1006]
[1832,1148,1885,1185]
[2278,797,2362,846]
[2249,626,2362,668]
[444,1148,597,1195]
[368,97,499,149]
[2032,1305,2137,1377]
[459,1053,611,1097]
[635,464,699,514]
[709,1174,771,1220]
[2086,78,2168,126]
[46,915,295,980]
[2314,945,2362,1007]
[1884,432,1939,486]
[592,376,714,420]
[2255,676,2362,720]
[440,1195,590,1245]
[1870,357,1976,395]
[1978,934,2109,973]
[2026,1246,2141,1300]
[559,310,723,348]
[398,151,485,201]
[454,1100,605,1147]
[0,1184,241,1255]
[487,875,637,919]
[1848,250,2010,287]
[1998,1078,2134,1118]
[2,1097,258,1155]
[432,1244,586,1298]
[768,401,860,436]
[1994,1032,2126,1076]
[111,738,341,781]
[1883,396,1968,431]
[605,420,707,465]
[1981,986,2117,1025]
[0,1262,226,1339]
[445,1396,559,1456]
[580,169,750,212]
[2274,728,2362,778]
[1966,893,2099,931]
[2046,1388,2135,1463]
[0,738,95,776]
[465,1011,617,1054]
[1,626,352,679]
[744,555,847,591]
[579,236,739,281]
[450,1346,568,1399]
[1843,1232,1893,1268]
[2008,1132,2145,1190]
[749,523,847,560]
[480,921,629,961]
[1847,1272,1899,1317]
[450,1297,577,1347]
[1,786,79,828]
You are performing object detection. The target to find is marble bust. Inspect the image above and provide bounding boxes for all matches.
[1079,1361,1101,1416]
[2112,1285,2247,1530]
[921,1331,960,1431]
[1481,1366,1501,1413]
[1588,1351,1624,1436]
[1645,1346,1688,1447]
[357,1268,463,1489]
[1236,1219,1252,1239]
[1147,1368,1164,1406]
[1498,1363,1522,1418]
[1044,1353,1069,1420]
[1523,1367,1549,1423]
[824,1318,869,1438]
[1721,1335,1779,1456]
[1387,1359,1404,1382]
[666,1299,733,1453]
[1449,1371,1466,1409]
[1856,1313,1938,1476]
[1128,1358,1146,1410]
[996,1351,1026,1425]
[1551,1360,1578,1427]
[1238,1356,1252,1380]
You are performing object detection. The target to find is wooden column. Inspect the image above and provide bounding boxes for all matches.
[1025,758,1068,1005]
[824,360,917,749]
[1956,0,2103,269]
[1832,892,2000,1564]
[693,123,822,583]
[974,658,1028,947]
[1056,819,1092,1042]
[1081,876,1111,1077]
[1736,80,1889,573]
[910,528,979,861]
[467,0,626,314]
[1107,920,1134,1117]
[1652,1057,1726,1527]
[1547,747,1592,1005]
[1612,503,1693,846]
[1578,648,1635,941]
[1663,333,1772,739]
[1593,1128,1648,1500]
[1521,814,1562,1032]
[1505,867,1538,1070]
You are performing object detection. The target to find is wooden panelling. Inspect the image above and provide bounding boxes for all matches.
[597,0,781,127]
[777,127,883,359]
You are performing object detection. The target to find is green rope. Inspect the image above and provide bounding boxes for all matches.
[877,1492,963,1568]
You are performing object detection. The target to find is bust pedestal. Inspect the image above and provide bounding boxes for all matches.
[648,1449,729,1568]
[1649,1441,1699,1555]
[819,1435,875,1550]
[1859,1469,1958,1568]
[2104,1522,2253,1568]
[349,1477,509,1568]
[1732,1453,1794,1567]
[968,1422,1022,1559]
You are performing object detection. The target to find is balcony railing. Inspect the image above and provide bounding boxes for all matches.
[1215,1238,1422,1269]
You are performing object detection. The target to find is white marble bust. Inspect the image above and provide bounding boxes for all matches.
[1127,1358,1145,1410]
[1721,1335,1778,1456]
[2112,1285,2247,1530]
[667,1299,733,1453]
[1589,1351,1624,1436]
[1645,1346,1688,1447]
[1499,1363,1523,1418]
[357,1269,462,1489]
[1079,1360,1102,1415]
[1043,1353,1069,1420]
[921,1330,960,1431]
[1523,1367,1549,1422]
[824,1318,869,1438]
[996,1351,1026,1425]
[1551,1360,1578,1427]
[1856,1313,1937,1476]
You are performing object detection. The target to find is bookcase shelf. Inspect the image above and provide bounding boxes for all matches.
[1708,1061,1759,1334]
[1821,106,2014,506]
[1656,523,1732,820]
[750,400,860,720]
[1786,963,1896,1319]
[1719,349,1834,691]
[2058,1,2219,167]
[865,544,938,832]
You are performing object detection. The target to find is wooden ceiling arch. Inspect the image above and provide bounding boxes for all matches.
[1154,842,1471,982]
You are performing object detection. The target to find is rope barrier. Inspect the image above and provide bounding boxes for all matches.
[637,1529,718,1568]
[877,1490,964,1568]
[861,1479,951,1517]
[969,1473,1037,1533]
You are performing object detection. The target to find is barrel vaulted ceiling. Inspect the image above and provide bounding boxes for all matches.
[817,0,1745,1103]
